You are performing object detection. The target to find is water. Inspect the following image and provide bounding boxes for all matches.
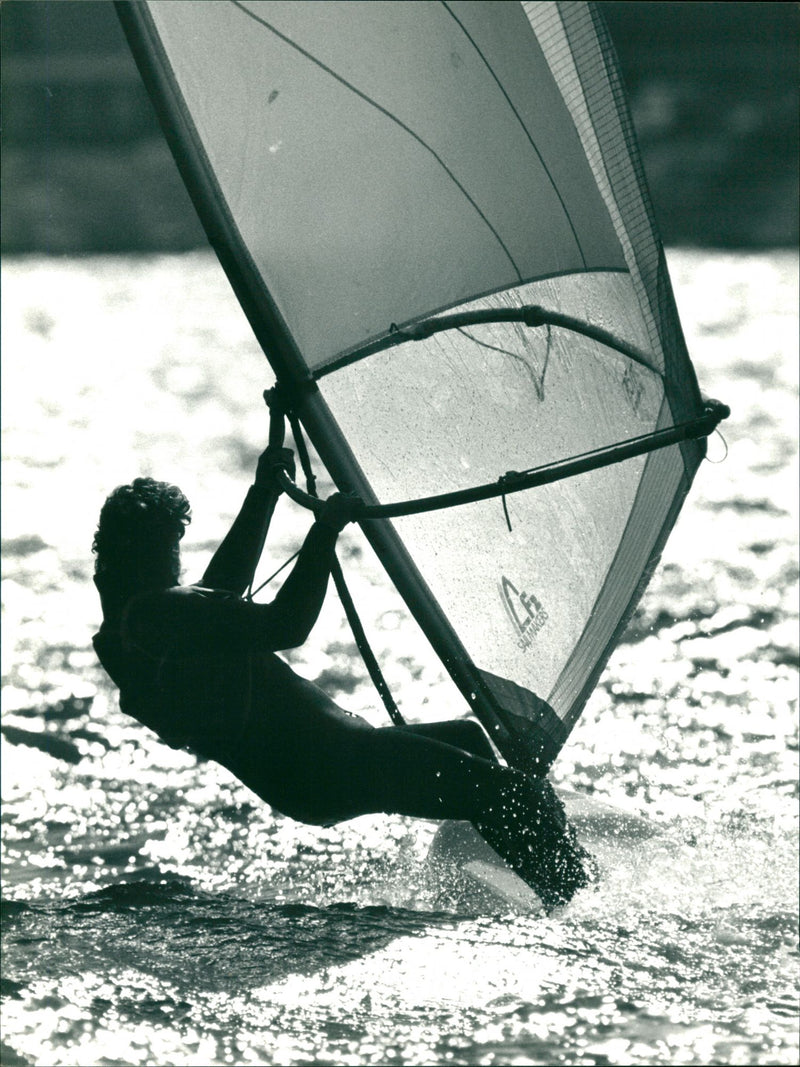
[2,249,798,1067]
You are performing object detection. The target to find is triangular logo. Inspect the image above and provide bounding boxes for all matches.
[499,576,548,652]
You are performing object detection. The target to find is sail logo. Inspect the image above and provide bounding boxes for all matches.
[498,575,548,651]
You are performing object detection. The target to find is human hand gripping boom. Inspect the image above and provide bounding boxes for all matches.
[261,385,365,526]
[254,445,296,491]
[316,492,363,533]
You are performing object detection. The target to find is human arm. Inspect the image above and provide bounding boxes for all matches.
[264,493,356,646]
[127,493,360,655]
[200,446,295,595]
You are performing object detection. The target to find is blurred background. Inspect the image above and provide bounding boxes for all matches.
[2,0,798,255]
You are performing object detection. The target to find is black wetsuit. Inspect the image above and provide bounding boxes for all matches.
[93,480,594,907]
[93,483,502,824]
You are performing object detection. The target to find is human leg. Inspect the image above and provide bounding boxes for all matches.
[337,726,595,910]
[250,696,594,910]
[400,719,498,762]
[302,721,503,824]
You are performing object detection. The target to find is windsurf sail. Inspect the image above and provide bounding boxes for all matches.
[116,1,727,774]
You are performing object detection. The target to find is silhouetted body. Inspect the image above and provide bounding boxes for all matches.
[92,454,593,909]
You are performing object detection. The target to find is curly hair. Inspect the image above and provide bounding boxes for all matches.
[92,478,191,599]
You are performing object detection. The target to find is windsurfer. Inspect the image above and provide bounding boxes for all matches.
[92,447,595,910]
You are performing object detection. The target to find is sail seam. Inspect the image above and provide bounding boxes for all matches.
[229,0,524,282]
[440,0,588,270]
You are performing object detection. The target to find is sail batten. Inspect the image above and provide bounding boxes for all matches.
[117,0,724,771]
[314,300,665,381]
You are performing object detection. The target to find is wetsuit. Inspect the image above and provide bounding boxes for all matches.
[93,478,594,908]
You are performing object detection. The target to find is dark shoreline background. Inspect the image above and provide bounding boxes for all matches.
[2,1,798,255]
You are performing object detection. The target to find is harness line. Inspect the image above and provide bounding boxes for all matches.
[269,393,405,727]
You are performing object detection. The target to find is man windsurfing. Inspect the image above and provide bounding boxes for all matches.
[92,442,595,911]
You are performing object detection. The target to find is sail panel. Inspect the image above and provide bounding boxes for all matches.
[144,0,625,368]
[119,0,712,768]
[317,270,680,733]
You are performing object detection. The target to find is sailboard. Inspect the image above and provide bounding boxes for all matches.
[116,1,727,775]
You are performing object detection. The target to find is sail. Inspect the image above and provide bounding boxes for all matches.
[117,1,720,772]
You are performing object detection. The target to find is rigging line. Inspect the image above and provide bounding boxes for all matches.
[455,325,548,400]
[286,408,405,727]
[440,0,587,269]
[706,427,729,464]
[330,555,405,727]
[455,326,529,364]
[229,0,523,282]
[247,549,301,602]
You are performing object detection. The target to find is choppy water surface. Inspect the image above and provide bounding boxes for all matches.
[2,249,798,1066]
